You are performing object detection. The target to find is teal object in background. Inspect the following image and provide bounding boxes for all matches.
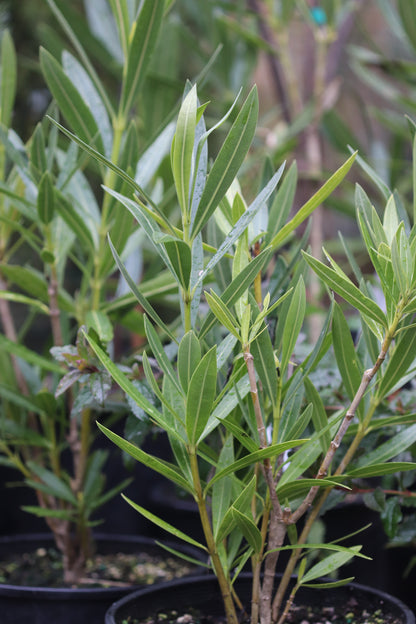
[310,6,327,26]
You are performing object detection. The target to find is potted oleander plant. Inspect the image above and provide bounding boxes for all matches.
[61,75,415,623]
[0,2,205,623]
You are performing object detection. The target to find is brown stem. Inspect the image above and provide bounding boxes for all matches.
[271,328,395,622]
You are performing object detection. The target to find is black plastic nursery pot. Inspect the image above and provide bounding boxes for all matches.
[105,573,415,624]
[0,533,204,624]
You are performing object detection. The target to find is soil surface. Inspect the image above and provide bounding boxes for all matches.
[0,546,196,588]
[123,595,406,624]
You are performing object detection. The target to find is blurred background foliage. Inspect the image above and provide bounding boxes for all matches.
[7,0,416,243]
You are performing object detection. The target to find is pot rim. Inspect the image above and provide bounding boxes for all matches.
[0,533,205,597]
[105,572,415,624]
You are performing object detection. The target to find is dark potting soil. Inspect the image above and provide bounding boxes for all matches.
[121,596,405,624]
[0,546,196,588]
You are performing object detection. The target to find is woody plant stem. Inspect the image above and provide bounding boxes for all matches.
[271,316,399,623]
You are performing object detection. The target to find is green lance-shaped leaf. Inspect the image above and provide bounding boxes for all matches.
[26,462,77,505]
[186,346,217,446]
[144,316,183,397]
[391,223,413,296]
[212,434,235,537]
[0,334,63,373]
[265,161,297,246]
[85,310,113,343]
[200,248,272,338]
[122,495,207,551]
[397,0,416,54]
[0,30,17,128]
[178,331,201,394]
[205,290,241,340]
[303,251,387,329]
[231,507,262,554]
[108,235,177,343]
[251,318,278,407]
[40,48,104,154]
[37,171,55,225]
[191,86,259,240]
[356,424,416,467]
[171,85,197,218]
[108,0,131,60]
[269,152,357,251]
[280,275,306,378]
[54,192,96,253]
[120,0,165,116]
[276,477,349,501]
[194,165,285,291]
[300,546,362,585]
[30,123,47,182]
[332,302,364,421]
[162,237,192,290]
[304,378,330,453]
[377,326,416,400]
[206,440,308,491]
[98,422,192,493]
[346,462,416,479]
[215,476,258,544]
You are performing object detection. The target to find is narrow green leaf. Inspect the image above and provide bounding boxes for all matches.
[332,303,364,419]
[199,248,272,338]
[270,152,357,251]
[377,326,416,399]
[178,331,201,394]
[207,440,308,490]
[120,0,165,116]
[0,291,49,315]
[356,424,416,467]
[40,48,104,154]
[347,462,416,478]
[0,30,17,127]
[45,0,114,118]
[251,319,278,407]
[265,161,297,245]
[84,333,177,433]
[163,238,192,289]
[108,0,130,60]
[0,334,63,373]
[172,85,197,217]
[212,435,235,536]
[30,123,47,181]
[186,346,217,446]
[281,276,305,377]
[301,546,362,584]
[108,236,177,343]
[191,86,259,239]
[122,495,207,551]
[27,462,77,505]
[194,165,285,290]
[37,171,55,225]
[205,290,240,340]
[397,0,416,53]
[303,251,387,328]
[22,506,74,520]
[144,316,183,396]
[97,423,192,492]
[231,507,262,553]
[304,378,331,453]
[85,310,113,342]
[276,477,349,500]
[391,223,412,295]
[55,192,96,252]
[348,147,390,200]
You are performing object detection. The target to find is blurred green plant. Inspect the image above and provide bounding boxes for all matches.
[0,0,191,584]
